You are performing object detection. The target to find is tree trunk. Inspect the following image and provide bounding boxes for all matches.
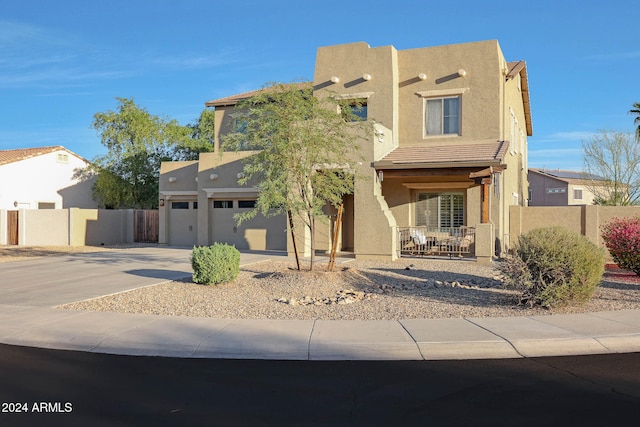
[287,210,301,271]
[327,203,343,272]
[309,212,315,271]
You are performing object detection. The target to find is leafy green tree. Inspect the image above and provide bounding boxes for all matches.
[91,97,214,208]
[582,130,640,206]
[222,82,370,270]
[630,102,640,139]
[180,108,216,160]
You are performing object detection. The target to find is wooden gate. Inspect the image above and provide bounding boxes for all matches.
[134,210,159,243]
[7,210,18,245]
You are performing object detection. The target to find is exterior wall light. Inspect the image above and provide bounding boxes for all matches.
[330,76,340,83]
[159,199,165,207]
[418,73,427,80]
[209,174,219,180]
[237,173,244,179]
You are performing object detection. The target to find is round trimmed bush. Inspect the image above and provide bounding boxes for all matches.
[191,243,240,285]
[499,227,605,308]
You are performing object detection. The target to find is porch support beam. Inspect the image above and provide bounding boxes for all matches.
[480,177,491,223]
[469,165,506,179]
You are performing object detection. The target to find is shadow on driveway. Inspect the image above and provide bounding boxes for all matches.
[125,269,193,281]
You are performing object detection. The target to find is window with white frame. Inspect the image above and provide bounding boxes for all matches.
[425,96,460,136]
[415,193,464,228]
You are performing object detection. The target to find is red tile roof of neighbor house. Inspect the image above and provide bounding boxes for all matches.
[374,140,510,169]
[0,146,84,166]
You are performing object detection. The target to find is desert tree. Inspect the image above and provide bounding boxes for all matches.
[222,82,371,270]
[91,97,214,208]
[582,130,640,205]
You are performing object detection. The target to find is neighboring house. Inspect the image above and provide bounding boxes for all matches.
[159,40,532,261]
[528,168,605,206]
[0,146,98,210]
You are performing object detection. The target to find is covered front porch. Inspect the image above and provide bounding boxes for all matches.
[397,225,475,258]
[372,141,509,263]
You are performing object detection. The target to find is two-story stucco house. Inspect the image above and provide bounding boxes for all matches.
[159,40,532,262]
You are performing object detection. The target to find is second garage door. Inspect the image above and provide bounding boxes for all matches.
[209,199,287,250]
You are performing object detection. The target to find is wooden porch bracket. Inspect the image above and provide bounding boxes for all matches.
[480,177,491,223]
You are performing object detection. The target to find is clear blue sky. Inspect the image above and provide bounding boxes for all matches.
[1,0,638,170]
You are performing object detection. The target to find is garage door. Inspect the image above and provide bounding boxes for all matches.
[168,200,198,247]
[209,199,287,250]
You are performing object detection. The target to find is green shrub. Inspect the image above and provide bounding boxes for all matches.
[191,243,241,285]
[499,227,605,308]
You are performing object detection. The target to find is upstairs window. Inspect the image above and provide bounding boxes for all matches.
[425,96,460,136]
[348,100,368,121]
[233,117,248,134]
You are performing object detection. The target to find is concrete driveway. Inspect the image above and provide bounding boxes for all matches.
[0,246,283,307]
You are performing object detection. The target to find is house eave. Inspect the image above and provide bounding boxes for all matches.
[373,160,505,170]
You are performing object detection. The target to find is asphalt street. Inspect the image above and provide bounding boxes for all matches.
[1,344,639,426]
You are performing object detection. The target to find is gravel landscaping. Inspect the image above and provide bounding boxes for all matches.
[58,255,640,321]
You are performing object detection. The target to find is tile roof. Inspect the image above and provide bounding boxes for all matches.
[374,140,510,168]
[205,82,311,107]
[0,146,69,166]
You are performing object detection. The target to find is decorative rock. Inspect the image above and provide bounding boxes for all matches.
[276,288,375,307]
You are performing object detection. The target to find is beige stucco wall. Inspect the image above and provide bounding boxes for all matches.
[510,205,640,258]
[21,208,70,245]
[397,40,502,146]
[314,42,400,259]
[71,208,134,246]
[0,208,134,246]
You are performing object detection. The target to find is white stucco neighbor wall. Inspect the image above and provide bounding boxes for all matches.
[0,148,98,210]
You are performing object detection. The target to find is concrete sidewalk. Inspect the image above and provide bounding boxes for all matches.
[1,246,640,360]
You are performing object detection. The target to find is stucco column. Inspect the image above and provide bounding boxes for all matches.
[475,222,494,265]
